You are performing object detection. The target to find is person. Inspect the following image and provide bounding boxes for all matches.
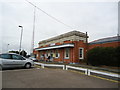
[45,54,48,62]
[40,55,43,61]
[40,54,44,61]
[47,55,50,62]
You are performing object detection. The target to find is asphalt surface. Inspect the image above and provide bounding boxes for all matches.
[2,67,119,88]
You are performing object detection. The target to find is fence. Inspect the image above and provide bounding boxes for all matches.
[88,69,119,78]
[66,65,88,75]
[34,62,65,70]
[34,62,119,78]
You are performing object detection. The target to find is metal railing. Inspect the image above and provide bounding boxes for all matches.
[34,62,65,70]
[66,65,88,75]
[88,69,119,78]
[35,62,119,78]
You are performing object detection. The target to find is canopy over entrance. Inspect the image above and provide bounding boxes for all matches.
[35,44,74,51]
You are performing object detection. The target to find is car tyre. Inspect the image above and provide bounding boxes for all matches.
[0,65,2,71]
[25,63,31,69]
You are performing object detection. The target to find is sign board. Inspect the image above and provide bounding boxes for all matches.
[50,43,55,46]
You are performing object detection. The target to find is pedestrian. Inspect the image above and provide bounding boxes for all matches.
[47,55,50,62]
[40,55,43,61]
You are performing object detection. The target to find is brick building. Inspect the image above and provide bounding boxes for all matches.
[88,36,120,50]
[34,31,88,64]
[34,31,120,64]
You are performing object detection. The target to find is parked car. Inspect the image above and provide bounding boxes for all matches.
[0,53,34,69]
[29,57,38,62]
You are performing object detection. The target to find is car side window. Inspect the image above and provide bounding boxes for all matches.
[12,55,25,60]
[0,54,12,59]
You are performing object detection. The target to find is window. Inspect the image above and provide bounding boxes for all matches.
[55,50,59,58]
[0,54,12,59]
[34,54,36,58]
[50,51,53,57]
[12,54,25,60]
[65,48,70,59]
[79,48,84,59]
[46,51,48,57]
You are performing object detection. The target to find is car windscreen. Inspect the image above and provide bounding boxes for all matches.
[12,54,26,60]
[0,54,12,59]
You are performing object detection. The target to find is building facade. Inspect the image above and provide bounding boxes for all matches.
[88,36,120,50]
[34,30,120,64]
[34,31,88,64]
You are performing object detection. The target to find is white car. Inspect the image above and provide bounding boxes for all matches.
[0,53,34,69]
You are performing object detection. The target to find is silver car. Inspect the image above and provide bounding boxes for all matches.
[0,53,34,69]
[29,57,38,62]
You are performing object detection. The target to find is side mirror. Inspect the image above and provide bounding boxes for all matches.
[22,58,26,60]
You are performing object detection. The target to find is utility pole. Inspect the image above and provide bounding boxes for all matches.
[31,6,36,56]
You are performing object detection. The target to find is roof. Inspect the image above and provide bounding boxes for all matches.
[89,36,120,44]
[39,30,88,44]
[35,43,74,51]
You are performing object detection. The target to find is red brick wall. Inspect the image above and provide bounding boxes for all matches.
[36,51,40,60]
[88,41,120,50]
[34,40,88,64]
[72,41,87,63]
[53,48,73,63]
[54,49,63,62]
[34,39,119,64]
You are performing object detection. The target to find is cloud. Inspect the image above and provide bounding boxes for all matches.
[1,1,118,54]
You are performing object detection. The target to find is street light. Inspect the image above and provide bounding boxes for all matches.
[7,44,10,53]
[18,25,23,54]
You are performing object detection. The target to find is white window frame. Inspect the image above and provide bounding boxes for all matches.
[64,48,70,59]
[79,48,84,59]
[37,54,39,58]
[55,49,59,58]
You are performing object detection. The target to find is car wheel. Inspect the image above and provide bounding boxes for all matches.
[25,63,31,69]
[0,65,2,71]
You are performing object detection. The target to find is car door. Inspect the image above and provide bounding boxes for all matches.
[11,54,26,67]
[1,54,14,68]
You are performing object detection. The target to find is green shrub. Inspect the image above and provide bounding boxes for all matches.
[87,46,120,67]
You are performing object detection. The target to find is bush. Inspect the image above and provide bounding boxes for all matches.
[87,47,120,67]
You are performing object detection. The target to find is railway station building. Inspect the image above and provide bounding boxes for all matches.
[34,30,120,64]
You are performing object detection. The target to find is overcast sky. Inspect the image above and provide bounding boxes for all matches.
[0,0,119,54]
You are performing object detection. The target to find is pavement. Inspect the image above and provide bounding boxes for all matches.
[2,67,119,88]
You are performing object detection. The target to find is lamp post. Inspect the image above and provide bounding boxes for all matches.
[18,25,23,54]
[7,44,10,53]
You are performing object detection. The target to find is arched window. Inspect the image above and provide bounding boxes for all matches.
[64,48,70,59]
[79,48,84,59]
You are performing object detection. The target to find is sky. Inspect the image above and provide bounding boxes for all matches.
[0,0,119,54]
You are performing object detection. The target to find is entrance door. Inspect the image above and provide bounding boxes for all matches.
[50,51,53,61]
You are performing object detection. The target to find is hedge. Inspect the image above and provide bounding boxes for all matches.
[87,47,120,67]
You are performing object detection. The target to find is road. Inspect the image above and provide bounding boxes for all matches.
[2,68,119,88]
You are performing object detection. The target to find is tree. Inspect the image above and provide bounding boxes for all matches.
[20,50,27,57]
[87,47,120,67]
[9,50,19,54]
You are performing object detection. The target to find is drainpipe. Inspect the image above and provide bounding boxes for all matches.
[86,32,88,65]
[72,40,74,64]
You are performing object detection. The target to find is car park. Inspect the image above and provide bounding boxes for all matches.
[0,53,34,69]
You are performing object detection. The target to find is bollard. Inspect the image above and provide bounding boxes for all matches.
[85,70,88,75]
[88,70,90,75]
[66,66,68,70]
[41,64,44,68]
[63,65,65,70]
